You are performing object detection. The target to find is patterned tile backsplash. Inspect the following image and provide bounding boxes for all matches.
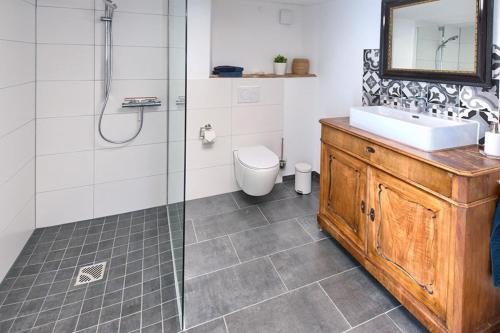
[362,48,500,143]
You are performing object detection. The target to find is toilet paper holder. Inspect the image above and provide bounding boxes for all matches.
[199,124,213,140]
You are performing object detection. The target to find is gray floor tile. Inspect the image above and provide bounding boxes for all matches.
[348,315,401,333]
[184,257,286,328]
[186,194,239,220]
[185,220,197,245]
[296,215,329,241]
[193,206,268,242]
[231,184,298,208]
[258,195,318,223]
[184,318,227,333]
[229,220,313,262]
[225,283,349,333]
[387,307,429,333]
[270,238,358,289]
[320,268,399,326]
[185,237,239,279]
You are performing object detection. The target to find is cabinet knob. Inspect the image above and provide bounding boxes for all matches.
[369,208,376,222]
[366,146,376,154]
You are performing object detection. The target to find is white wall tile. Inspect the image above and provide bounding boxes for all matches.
[96,111,167,148]
[0,83,36,137]
[95,79,167,114]
[232,131,283,158]
[186,107,230,140]
[187,79,232,109]
[231,78,284,106]
[95,11,167,47]
[38,0,94,9]
[0,41,35,88]
[168,110,185,142]
[169,15,186,48]
[95,143,166,183]
[37,116,94,155]
[37,81,94,118]
[186,137,232,170]
[37,7,94,45]
[0,160,35,229]
[167,171,184,204]
[0,121,35,186]
[0,0,35,42]
[168,141,185,173]
[36,186,94,227]
[95,0,168,15]
[186,165,238,201]
[94,174,166,217]
[169,47,186,81]
[37,44,94,81]
[0,199,35,281]
[95,46,167,80]
[232,105,283,135]
[37,151,94,192]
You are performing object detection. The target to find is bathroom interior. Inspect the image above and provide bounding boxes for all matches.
[1,0,500,332]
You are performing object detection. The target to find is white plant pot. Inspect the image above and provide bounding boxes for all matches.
[274,62,287,75]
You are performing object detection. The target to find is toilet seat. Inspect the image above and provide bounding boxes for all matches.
[236,146,279,170]
[233,145,280,196]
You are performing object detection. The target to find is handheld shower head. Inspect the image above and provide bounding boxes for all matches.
[104,0,117,9]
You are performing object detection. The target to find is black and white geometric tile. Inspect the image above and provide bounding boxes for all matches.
[427,83,460,106]
[493,45,500,80]
[460,81,499,112]
[364,49,380,72]
[362,92,380,106]
[381,79,402,98]
[401,81,428,99]
[363,71,381,95]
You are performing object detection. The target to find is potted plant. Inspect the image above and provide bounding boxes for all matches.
[273,55,287,75]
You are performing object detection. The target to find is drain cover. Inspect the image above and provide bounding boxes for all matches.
[75,262,107,286]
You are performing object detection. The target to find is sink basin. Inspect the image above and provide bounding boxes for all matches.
[349,106,479,152]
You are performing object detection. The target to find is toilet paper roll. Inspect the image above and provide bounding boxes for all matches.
[203,129,217,144]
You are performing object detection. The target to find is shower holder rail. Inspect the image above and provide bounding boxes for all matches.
[122,97,162,108]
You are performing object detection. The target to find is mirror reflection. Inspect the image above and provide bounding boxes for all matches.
[390,0,476,72]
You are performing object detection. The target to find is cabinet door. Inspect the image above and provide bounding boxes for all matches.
[320,145,368,252]
[367,169,450,320]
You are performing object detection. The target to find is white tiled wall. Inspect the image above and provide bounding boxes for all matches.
[183,78,285,201]
[36,0,173,227]
[0,0,36,281]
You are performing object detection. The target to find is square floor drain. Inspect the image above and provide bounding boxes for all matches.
[75,262,107,286]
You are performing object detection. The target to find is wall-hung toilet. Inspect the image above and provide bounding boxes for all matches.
[234,145,280,196]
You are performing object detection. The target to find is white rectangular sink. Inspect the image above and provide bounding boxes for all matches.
[349,106,479,152]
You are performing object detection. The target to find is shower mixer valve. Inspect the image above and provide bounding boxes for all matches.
[122,97,162,108]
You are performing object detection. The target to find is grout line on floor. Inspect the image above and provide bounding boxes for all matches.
[222,316,230,333]
[229,192,241,210]
[294,218,317,242]
[256,205,271,225]
[227,235,242,264]
[267,256,289,292]
[317,282,352,329]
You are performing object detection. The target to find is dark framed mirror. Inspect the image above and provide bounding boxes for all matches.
[380,0,494,87]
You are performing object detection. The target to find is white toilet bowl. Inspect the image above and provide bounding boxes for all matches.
[234,145,280,196]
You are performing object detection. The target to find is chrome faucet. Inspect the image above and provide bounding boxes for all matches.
[415,97,427,113]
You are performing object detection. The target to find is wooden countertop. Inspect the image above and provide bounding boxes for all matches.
[321,117,500,177]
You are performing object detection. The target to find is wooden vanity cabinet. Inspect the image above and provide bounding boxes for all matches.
[318,118,500,333]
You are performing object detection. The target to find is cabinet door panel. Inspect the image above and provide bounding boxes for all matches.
[368,169,450,321]
[320,146,367,251]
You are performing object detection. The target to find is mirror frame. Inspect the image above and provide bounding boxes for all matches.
[380,0,494,87]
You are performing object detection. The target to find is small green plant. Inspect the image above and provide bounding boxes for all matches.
[273,55,287,63]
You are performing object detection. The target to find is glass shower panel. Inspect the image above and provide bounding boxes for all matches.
[165,0,187,330]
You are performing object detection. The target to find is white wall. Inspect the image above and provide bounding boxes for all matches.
[36,0,174,227]
[0,0,36,281]
[211,0,309,74]
[187,0,211,79]
[185,78,284,200]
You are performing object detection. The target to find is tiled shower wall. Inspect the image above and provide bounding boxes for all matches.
[0,0,36,280]
[362,46,500,141]
[36,0,184,228]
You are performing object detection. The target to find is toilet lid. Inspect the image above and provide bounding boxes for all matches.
[237,146,279,169]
